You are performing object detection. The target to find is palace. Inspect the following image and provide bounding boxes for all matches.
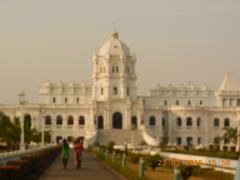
[1,31,240,150]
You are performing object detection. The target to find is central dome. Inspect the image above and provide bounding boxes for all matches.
[97,32,131,57]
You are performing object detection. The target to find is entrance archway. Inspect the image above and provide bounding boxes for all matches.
[97,116,104,129]
[112,112,123,129]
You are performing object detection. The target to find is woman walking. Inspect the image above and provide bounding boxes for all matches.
[61,139,70,169]
[74,138,84,169]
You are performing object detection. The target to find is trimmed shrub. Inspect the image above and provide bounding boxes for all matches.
[0,165,21,180]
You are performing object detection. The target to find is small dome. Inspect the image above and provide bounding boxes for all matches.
[97,32,131,57]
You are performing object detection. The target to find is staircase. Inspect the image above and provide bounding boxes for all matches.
[96,129,144,145]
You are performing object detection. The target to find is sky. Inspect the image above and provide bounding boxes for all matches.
[0,0,240,103]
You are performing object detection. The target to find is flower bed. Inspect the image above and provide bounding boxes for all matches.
[0,146,60,180]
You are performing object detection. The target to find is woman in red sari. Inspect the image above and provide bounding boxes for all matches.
[74,138,83,169]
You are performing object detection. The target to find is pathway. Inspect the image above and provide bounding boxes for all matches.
[39,151,123,180]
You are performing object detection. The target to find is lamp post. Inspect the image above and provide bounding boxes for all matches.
[41,105,46,147]
[18,90,25,151]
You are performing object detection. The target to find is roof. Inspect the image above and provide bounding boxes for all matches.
[97,31,131,57]
[219,73,240,91]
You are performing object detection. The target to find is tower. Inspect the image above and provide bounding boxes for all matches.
[92,31,137,102]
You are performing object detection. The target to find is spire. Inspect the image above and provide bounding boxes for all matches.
[112,21,119,39]
[219,73,240,91]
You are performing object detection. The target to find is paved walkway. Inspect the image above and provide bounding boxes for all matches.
[39,151,122,180]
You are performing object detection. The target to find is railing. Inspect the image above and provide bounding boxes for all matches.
[0,144,56,165]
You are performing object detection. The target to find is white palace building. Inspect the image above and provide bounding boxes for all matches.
[1,31,240,150]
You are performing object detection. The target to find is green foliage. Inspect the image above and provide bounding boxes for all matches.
[222,127,239,144]
[0,112,22,150]
[107,141,116,153]
[179,166,195,180]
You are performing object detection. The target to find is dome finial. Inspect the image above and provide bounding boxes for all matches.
[112,21,119,38]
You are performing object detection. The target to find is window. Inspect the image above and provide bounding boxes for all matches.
[176,100,179,106]
[76,97,80,104]
[131,116,137,129]
[162,118,166,128]
[230,99,234,107]
[197,117,201,127]
[112,66,115,73]
[101,88,104,95]
[197,137,202,145]
[200,100,203,106]
[186,117,192,127]
[68,116,74,125]
[149,116,156,126]
[224,118,230,128]
[127,87,130,96]
[186,137,193,146]
[224,138,229,144]
[188,100,191,106]
[56,115,63,125]
[45,115,51,125]
[113,87,118,95]
[53,97,56,104]
[79,116,85,126]
[177,117,182,127]
[237,99,240,107]
[116,66,119,73]
[65,97,68,104]
[223,98,227,106]
[177,137,182,145]
[214,118,219,127]
[164,100,167,106]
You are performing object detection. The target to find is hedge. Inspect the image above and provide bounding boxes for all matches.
[0,146,60,180]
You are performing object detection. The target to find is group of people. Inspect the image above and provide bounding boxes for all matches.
[61,138,84,169]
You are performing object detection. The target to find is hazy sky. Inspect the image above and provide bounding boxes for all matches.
[0,0,240,103]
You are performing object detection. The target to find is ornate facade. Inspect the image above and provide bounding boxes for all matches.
[1,31,240,149]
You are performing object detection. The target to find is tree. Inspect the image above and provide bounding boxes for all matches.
[0,112,21,150]
[222,127,239,144]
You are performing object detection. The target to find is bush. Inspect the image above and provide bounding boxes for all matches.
[0,165,21,180]
[179,166,195,180]
[6,160,30,179]
[107,141,116,153]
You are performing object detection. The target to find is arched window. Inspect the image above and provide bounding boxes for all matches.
[131,116,137,129]
[97,116,104,129]
[177,117,182,127]
[79,116,85,125]
[68,116,74,125]
[214,118,219,127]
[56,115,63,125]
[149,116,156,126]
[186,117,192,127]
[76,97,80,104]
[24,114,32,130]
[224,118,230,128]
[188,100,191,106]
[45,115,51,125]
[197,117,201,127]
[116,66,119,73]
